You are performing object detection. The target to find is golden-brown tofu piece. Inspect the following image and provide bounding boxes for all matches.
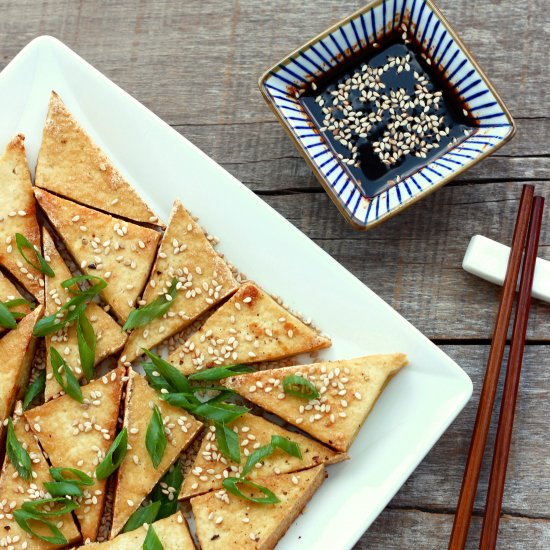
[168,283,331,375]
[180,412,346,500]
[110,369,203,538]
[0,409,81,549]
[224,354,408,452]
[192,465,325,550]
[0,135,44,300]
[42,228,127,401]
[0,306,43,456]
[35,91,162,226]
[34,188,160,322]
[81,511,194,549]
[121,200,238,363]
[25,367,126,543]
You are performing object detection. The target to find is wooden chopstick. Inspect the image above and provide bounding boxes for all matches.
[479,195,545,549]
[448,184,535,550]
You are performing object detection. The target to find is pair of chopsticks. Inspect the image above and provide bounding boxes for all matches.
[449,184,545,550]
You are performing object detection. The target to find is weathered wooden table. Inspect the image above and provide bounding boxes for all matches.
[2,0,548,547]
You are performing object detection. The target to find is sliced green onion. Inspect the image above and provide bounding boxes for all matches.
[143,361,174,393]
[191,401,249,424]
[50,347,83,403]
[160,392,200,409]
[160,393,248,424]
[202,389,237,405]
[0,298,32,329]
[13,509,68,544]
[96,428,128,480]
[43,480,83,497]
[15,233,54,277]
[146,405,167,469]
[50,467,94,486]
[189,364,255,382]
[123,501,161,533]
[241,435,302,477]
[61,275,107,293]
[143,525,163,550]
[6,418,32,481]
[122,278,178,331]
[241,445,275,478]
[4,297,33,309]
[77,313,96,381]
[151,464,183,521]
[282,374,320,400]
[33,276,107,337]
[270,435,302,460]
[21,497,78,517]
[222,477,280,504]
[0,303,18,329]
[32,313,60,337]
[22,370,46,411]
[143,349,249,439]
[215,422,241,463]
[142,348,192,394]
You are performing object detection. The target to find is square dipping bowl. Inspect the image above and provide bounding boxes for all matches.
[259,0,515,230]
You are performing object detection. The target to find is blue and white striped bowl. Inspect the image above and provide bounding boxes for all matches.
[259,0,515,230]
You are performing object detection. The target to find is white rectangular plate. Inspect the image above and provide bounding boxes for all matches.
[1,36,472,549]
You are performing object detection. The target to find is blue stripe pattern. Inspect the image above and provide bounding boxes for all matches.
[260,0,514,228]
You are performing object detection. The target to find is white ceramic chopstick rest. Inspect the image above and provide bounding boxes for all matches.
[463,234,550,303]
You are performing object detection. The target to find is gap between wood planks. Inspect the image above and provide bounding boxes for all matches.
[385,505,550,522]
[252,180,550,197]
[169,116,550,128]
[432,338,550,346]
[170,117,550,195]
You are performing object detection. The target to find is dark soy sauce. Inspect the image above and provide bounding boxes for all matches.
[300,34,475,198]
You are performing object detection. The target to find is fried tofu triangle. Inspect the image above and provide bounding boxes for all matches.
[0,305,42,458]
[110,369,203,538]
[25,367,126,544]
[0,407,81,549]
[0,134,44,300]
[43,228,127,401]
[81,512,194,549]
[192,465,325,550]
[35,91,162,226]
[180,412,346,500]
[225,354,408,452]
[121,200,239,363]
[34,188,160,322]
[168,283,331,375]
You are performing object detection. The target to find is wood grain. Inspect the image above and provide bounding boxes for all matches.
[388,346,550,518]
[0,0,548,122]
[356,509,550,550]
[176,121,550,190]
[259,184,550,341]
[0,0,547,548]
